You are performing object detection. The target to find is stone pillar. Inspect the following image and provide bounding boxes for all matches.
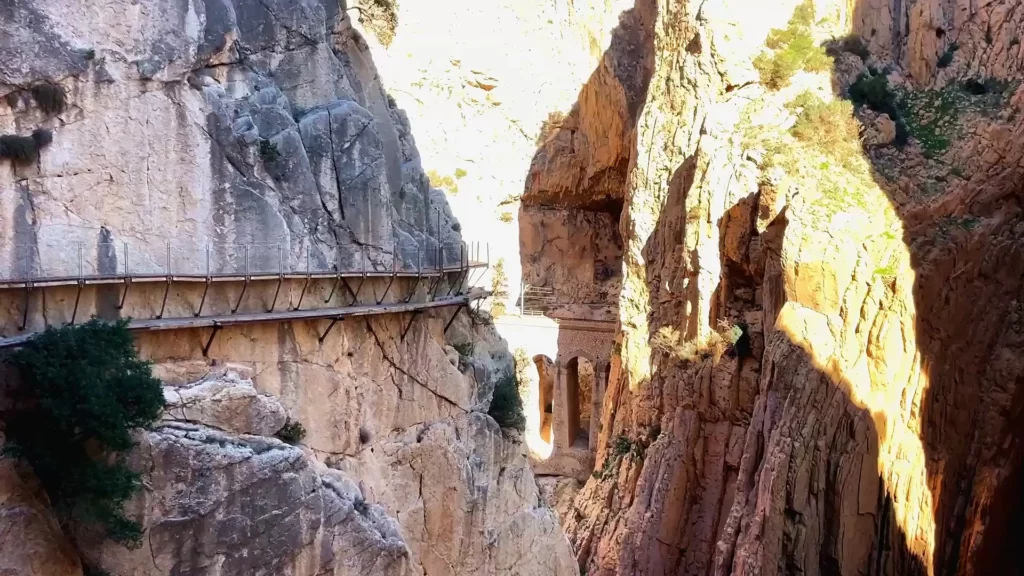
[590,362,608,451]
[553,362,568,450]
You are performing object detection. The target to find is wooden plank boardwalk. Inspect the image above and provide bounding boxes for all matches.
[0,288,489,349]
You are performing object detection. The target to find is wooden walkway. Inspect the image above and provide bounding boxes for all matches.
[0,288,488,350]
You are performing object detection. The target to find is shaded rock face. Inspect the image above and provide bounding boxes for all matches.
[519,207,622,321]
[0,435,83,576]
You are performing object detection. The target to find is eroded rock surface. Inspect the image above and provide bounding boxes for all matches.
[85,423,410,576]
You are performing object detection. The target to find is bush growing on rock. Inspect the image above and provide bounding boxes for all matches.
[30,81,66,115]
[488,372,526,433]
[258,138,280,163]
[490,258,509,318]
[753,0,832,90]
[0,129,53,164]
[275,420,306,444]
[2,318,165,549]
[788,92,862,169]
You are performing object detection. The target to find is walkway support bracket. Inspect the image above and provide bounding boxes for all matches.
[269,274,284,312]
[401,310,421,342]
[18,284,32,331]
[202,322,222,357]
[195,278,212,318]
[343,277,363,306]
[68,280,85,325]
[318,316,343,344]
[116,278,132,311]
[443,304,465,334]
[156,277,172,320]
[325,273,342,304]
[293,251,312,311]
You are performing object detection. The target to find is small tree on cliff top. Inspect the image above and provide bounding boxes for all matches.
[3,318,165,548]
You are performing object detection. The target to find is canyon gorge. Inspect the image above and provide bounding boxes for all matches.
[2,0,1023,575]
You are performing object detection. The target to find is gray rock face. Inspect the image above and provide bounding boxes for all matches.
[0,0,460,282]
[162,367,288,436]
[84,423,409,576]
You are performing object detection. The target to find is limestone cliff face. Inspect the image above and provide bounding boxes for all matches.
[551,0,1024,575]
[0,1,575,575]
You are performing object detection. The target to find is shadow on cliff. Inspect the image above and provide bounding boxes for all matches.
[834,17,1024,576]
[513,1,1022,575]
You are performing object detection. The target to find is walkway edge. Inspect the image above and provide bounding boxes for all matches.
[0,289,489,349]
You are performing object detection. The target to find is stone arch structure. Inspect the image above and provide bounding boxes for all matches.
[493,315,616,480]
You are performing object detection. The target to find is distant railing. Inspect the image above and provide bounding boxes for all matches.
[0,237,489,285]
[521,284,555,316]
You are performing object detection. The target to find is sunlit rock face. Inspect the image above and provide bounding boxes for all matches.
[501,0,1024,574]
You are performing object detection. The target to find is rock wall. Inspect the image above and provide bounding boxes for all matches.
[0,0,462,279]
[551,0,1024,575]
[0,1,577,575]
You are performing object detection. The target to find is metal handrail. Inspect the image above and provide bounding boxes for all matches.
[0,237,490,286]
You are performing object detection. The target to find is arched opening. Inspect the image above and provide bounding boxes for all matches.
[565,356,594,448]
[533,355,555,445]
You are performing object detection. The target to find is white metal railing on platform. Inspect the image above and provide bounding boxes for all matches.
[521,283,556,316]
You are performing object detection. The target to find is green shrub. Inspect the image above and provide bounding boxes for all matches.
[592,434,651,480]
[258,139,280,163]
[826,34,870,61]
[30,81,66,115]
[937,42,959,68]
[276,420,306,444]
[0,134,39,163]
[490,258,509,318]
[848,73,896,112]
[498,211,514,223]
[789,92,862,168]
[488,372,525,432]
[753,0,832,90]
[3,319,165,549]
[454,167,468,179]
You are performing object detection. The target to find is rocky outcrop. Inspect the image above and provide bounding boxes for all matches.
[0,436,82,576]
[162,365,288,436]
[84,423,410,576]
[337,413,576,576]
